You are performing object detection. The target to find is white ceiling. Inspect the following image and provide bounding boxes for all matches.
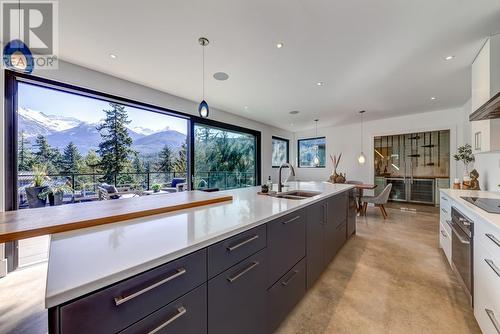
[58,0,500,131]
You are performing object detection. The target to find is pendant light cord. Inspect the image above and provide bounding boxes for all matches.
[360,112,363,151]
[202,43,205,100]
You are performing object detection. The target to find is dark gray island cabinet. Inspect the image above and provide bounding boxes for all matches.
[49,189,356,334]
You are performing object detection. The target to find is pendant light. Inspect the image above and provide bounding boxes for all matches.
[358,110,366,164]
[198,37,209,118]
[3,0,34,73]
[313,119,320,166]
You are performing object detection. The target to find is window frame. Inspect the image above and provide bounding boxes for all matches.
[271,136,290,168]
[190,117,261,189]
[297,136,326,168]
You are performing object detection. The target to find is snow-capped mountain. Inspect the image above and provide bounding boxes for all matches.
[18,107,186,155]
[18,107,81,136]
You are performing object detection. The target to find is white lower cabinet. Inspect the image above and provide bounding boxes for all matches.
[474,242,500,334]
[439,221,452,265]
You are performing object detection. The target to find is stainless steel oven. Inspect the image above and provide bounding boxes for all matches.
[451,207,473,304]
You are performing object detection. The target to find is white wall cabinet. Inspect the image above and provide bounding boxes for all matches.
[471,36,500,154]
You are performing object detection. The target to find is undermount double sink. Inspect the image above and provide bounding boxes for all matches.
[271,190,322,200]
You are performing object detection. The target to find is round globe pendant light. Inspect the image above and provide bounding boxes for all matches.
[313,119,320,166]
[358,110,366,164]
[198,37,209,118]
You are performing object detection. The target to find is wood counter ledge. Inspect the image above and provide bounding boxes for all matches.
[0,191,233,243]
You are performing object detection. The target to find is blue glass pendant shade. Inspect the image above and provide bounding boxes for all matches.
[198,100,209,118]
[3,39,34,73]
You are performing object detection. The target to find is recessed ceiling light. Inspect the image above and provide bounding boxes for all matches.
[213,72,229,81]
[444,55,455,61]
[316,82,324,86]
[276,42,284,49]
[109,54,117,59]
[289,110,299,115]
[244,106,248,110]
[430,96,437,100]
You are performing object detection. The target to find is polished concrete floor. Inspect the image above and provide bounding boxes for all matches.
[0,205,480,334]
[276,206,480,334]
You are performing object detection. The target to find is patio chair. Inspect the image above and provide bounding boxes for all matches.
[162,178,187,193]
[360,183,392,219]
[97,184,137,200]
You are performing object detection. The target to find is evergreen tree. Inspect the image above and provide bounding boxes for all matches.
[61,142,82,174]
[33,135,53,165]
[132,153,145,175]
[157,145,174,172]
[33,134,60,173]
[96,103,135,184]
[173,142,187,173]
[18,131,33,171]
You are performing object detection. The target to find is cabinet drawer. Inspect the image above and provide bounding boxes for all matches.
[208,249,267,334]
[267,209,306,286]
[475,221,500,265]
[474,243,500,334]
[440,215,452,236]
[328,192,348,226]
[267,258,306,333]
[208,224,266,279]
[119,284,207,334]
[60,249,207,334]
[332,220,347,257]
[439,221,452,266]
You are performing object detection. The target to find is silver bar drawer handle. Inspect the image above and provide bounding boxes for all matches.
[281,270,299,286]
[441,208,447,213]
[446,220,452,227]
[485,309,500,334]
[227,261,259,283]
[440,230,447,238]
[114,268,187,306]
[282,216,301,225]
[148,307,187,334]
[486,233,500,248]
[441,196,448,201]
[226,235,259,252]
[485,259,500,278]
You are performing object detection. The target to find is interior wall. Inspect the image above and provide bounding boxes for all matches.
[0,62,293,214]
[293,106,469,194]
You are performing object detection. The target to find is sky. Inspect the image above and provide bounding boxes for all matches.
[18,82,188,134]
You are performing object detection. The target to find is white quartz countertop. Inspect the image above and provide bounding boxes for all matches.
[440,189,500,230]
[45,181,353,308]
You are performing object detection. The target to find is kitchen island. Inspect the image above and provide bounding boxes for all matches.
[45,181,355,334]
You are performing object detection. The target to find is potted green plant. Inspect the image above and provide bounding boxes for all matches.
[38,182,73,206]
[453,144,475,176]
[152,183,161,193]
[25,165,49,208]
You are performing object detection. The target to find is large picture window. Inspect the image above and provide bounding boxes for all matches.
[193,121,259,190]
[272,136,289,167]
[298,137,326,168]
[14,82,188,210]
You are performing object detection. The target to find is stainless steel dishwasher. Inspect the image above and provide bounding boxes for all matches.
[451,207,474,305]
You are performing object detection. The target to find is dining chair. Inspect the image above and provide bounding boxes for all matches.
[361,184,392,219]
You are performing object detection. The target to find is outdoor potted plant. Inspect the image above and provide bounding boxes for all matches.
[25,165,49,208]
[38,181,73,206]
[152,183,162,193]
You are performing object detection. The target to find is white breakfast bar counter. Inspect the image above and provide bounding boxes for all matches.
[45,181,354,308]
